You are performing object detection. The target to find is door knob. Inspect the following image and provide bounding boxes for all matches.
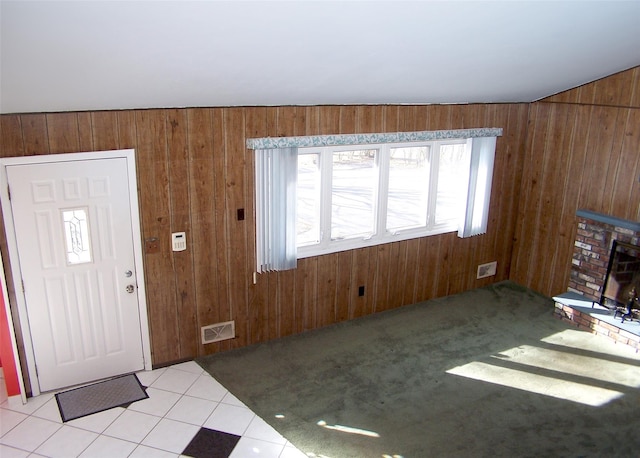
[125,270,133,277]
[126,284,135,293]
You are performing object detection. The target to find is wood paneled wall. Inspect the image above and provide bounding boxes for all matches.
[511,66,640,296]
[541,66,640,108]
[0,104,528,366]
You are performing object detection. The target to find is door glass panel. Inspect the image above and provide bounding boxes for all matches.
[62,208,92,265]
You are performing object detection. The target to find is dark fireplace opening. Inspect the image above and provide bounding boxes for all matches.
[600,240,640,321]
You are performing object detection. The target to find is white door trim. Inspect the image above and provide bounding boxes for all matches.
[0,149,152,396]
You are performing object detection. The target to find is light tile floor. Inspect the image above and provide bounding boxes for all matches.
[0,362,307,458]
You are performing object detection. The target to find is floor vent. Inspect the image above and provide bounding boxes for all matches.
[201,321,235,344]
[477,261,497,279]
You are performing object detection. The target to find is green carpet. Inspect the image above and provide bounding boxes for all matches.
[196,281,640,457]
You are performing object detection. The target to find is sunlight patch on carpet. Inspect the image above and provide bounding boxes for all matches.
[317,420,380,438]
[446,361,623,407]
[492,345,640,388]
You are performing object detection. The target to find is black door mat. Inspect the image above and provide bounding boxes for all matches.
[55,373,148,422]
[182,428,241,458]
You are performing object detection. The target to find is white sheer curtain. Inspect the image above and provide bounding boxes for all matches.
[458,136,497,238]
[255,147,298,272]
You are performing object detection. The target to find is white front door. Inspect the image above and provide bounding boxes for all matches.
[5,155,146,392]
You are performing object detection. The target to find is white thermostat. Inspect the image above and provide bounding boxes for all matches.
[172,232,187,252]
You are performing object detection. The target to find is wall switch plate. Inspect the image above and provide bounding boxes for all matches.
[172,232,186,251]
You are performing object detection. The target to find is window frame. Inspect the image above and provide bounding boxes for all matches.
[297,138,469,259]
[250,127,501,273]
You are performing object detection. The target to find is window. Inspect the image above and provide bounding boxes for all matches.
[297,140,471,258]
[251,128,500,272]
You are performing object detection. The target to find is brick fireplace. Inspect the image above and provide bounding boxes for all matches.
[554,209,640,351]
[569,209,640,300]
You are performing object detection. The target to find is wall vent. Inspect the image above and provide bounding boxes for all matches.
[477,261,497,279]
[201,321,235,344]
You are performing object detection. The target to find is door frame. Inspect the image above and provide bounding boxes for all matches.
[0,149,152,396]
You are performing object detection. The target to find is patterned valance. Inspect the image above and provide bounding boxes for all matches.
[247,127,503,150]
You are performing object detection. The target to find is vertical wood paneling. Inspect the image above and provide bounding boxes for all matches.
[222,108,249,349]
[21,114,49,154]
[298,257,318,332]
[0,116,25,156]
[528,104,566,292]
[135,109,179,363]
[46,112,79,153]
[277,268,296,338]
[431,105,453,131]
[166,109,198,359]
[77,113,93,152]
[340,106,356,134]
[601,110,628,216]
[541,104,575,294]
[373,245,391,313]
[495,104,527,280]
[116,111,137,150]
[320,106,340,135]
[208,108,231,352]
[1,102,531,367]
[245,107,269,344]
[448,236,473,295]
[402,239,421,306]
[316,254,338,327]
[631,67,640,108]
[386,242,406,310]
[384,106,399,132]
[350,247,371,319]
[186,108,218,354]
[511,104,549,285]
[416,235,442,301]
[611,109,640,220]
[593,70,633,106]
[91,112,119,151]
[579,107,620,213]
[305,106,321,136]
[335,251,352,322]
[542,66,640,108]
[540,105,575,292]
[548,103,583,295]
[512,67,640,296]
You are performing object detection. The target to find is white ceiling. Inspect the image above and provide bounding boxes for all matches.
[1,1,640,114]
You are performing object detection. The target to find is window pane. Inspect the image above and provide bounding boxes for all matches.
[62,208,92,265]
[331,149,376,240]
[297,153,321,246]
[386,146,430,232]
[435,143,468,224]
